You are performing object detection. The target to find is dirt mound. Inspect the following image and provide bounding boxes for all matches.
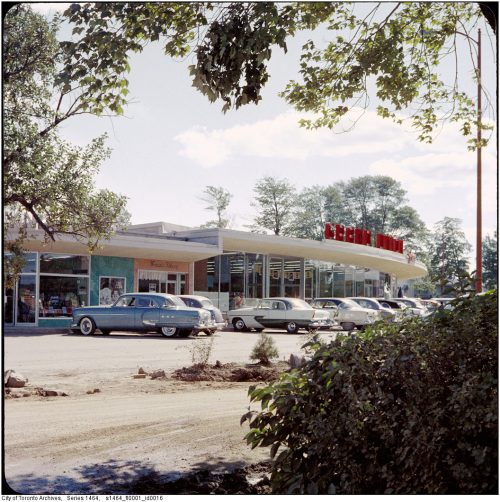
[129,461,273,494]
[171,361,289,382]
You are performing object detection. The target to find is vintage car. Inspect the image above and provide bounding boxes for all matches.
[311,297,378,331]
[177,294,227,334]
[393,298,429,317]
[349,297,400,322]
[71,292,216,337]
[228,297,334,334]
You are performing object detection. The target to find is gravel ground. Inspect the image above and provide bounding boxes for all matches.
[3,328,337,494]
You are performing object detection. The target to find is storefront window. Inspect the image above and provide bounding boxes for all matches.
[4,252,37,324]
[284,259,301,298]
[38,253,89,318]
[138,270,186,295]
[333,268,345,297]
[355,269,365,296]
[305,260,316,300]
[269,258,282,297]
[40,254,89,275]
[39,276,88,317]
[344,267,355,297]
[246,254,263,299]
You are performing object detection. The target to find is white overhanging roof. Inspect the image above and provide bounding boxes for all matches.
[11,225,427,280]
[172,228,427,281]
[14,229,222,262]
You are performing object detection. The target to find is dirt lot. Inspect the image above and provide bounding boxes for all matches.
[3,329,336,494]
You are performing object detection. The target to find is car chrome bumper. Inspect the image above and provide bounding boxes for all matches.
[309,319,335,329]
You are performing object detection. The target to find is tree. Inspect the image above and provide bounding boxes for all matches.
[288,185,347,241]
[482,231,498,290]
[251,177,297,236]
[428,217,472,290]
[335,176,429,251]
[3,5,129,282]
[63,3,494,149]
[199,186,232,229]
[188,2,493,149]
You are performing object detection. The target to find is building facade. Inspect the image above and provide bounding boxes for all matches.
[4,222,427,327]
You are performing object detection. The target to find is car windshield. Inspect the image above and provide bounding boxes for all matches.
[200,299,213,308]
[353,298,379,310]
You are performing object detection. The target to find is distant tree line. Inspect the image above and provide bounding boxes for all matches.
[201,175,497,294]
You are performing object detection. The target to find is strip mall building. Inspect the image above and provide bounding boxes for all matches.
[5,222,427,327]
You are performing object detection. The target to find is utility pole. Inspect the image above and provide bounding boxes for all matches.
[476,29,482,293]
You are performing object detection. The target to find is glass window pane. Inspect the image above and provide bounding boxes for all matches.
[39,276,88,317]
[40,254,89,275]
[4,252,37,273]
[17,276,36,323]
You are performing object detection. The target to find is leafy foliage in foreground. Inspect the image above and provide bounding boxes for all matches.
[242,290,498,494]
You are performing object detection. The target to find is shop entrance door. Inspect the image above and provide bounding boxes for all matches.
[3,277,37,325]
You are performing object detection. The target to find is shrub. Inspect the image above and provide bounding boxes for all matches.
[189,337,215,367]
[242,290,498,494]
[250,333,279,366]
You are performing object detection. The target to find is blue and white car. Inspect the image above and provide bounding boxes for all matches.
[71,292,216,337]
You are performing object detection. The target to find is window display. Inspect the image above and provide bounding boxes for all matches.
[99,276,126,305]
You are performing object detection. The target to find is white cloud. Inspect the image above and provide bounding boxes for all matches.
[174,109,413,168]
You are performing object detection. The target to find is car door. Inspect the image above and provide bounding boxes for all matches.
[134,296,161,330]
[256,300,288,328]
[91,294,134,330]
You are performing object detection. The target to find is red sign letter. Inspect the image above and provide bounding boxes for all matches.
[345,227,355,243]
[324,222,335,240]
[335,224,345,241]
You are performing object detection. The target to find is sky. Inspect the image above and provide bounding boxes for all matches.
[30,2,498,267]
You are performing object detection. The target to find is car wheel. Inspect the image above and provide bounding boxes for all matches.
[232,318,246,331]
[161,326,179,337]
[341,322,355,331]
[286,322,299,334]
[101,329,111,335]
[79,317,96,336]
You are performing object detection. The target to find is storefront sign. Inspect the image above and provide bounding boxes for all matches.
[324,223,404,254]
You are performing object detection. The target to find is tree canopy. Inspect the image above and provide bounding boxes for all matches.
[251,176,297,235]
[61,2,494,147]
[3,5,130,280]
[428,217,472,290]
[199,185,232,228]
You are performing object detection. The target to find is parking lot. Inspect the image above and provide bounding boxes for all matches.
[4,327,338,494]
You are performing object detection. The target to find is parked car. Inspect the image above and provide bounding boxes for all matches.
[177,294,227,334]
[377,298,411,320]
[228,297,335,334]
[349,297,399,322]
[71,292,216,337]
[392,297,428,317]
[310,298,378,331]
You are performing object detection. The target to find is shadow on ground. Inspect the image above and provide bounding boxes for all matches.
[5,458,272,495]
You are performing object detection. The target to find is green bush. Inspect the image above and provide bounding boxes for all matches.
[242,290,498,494]
[250,332,279,366]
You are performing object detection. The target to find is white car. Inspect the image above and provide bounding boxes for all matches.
[349,297,400,322]
[393,298,429,317]
[311,298,378,331]
[228,297,335,334]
